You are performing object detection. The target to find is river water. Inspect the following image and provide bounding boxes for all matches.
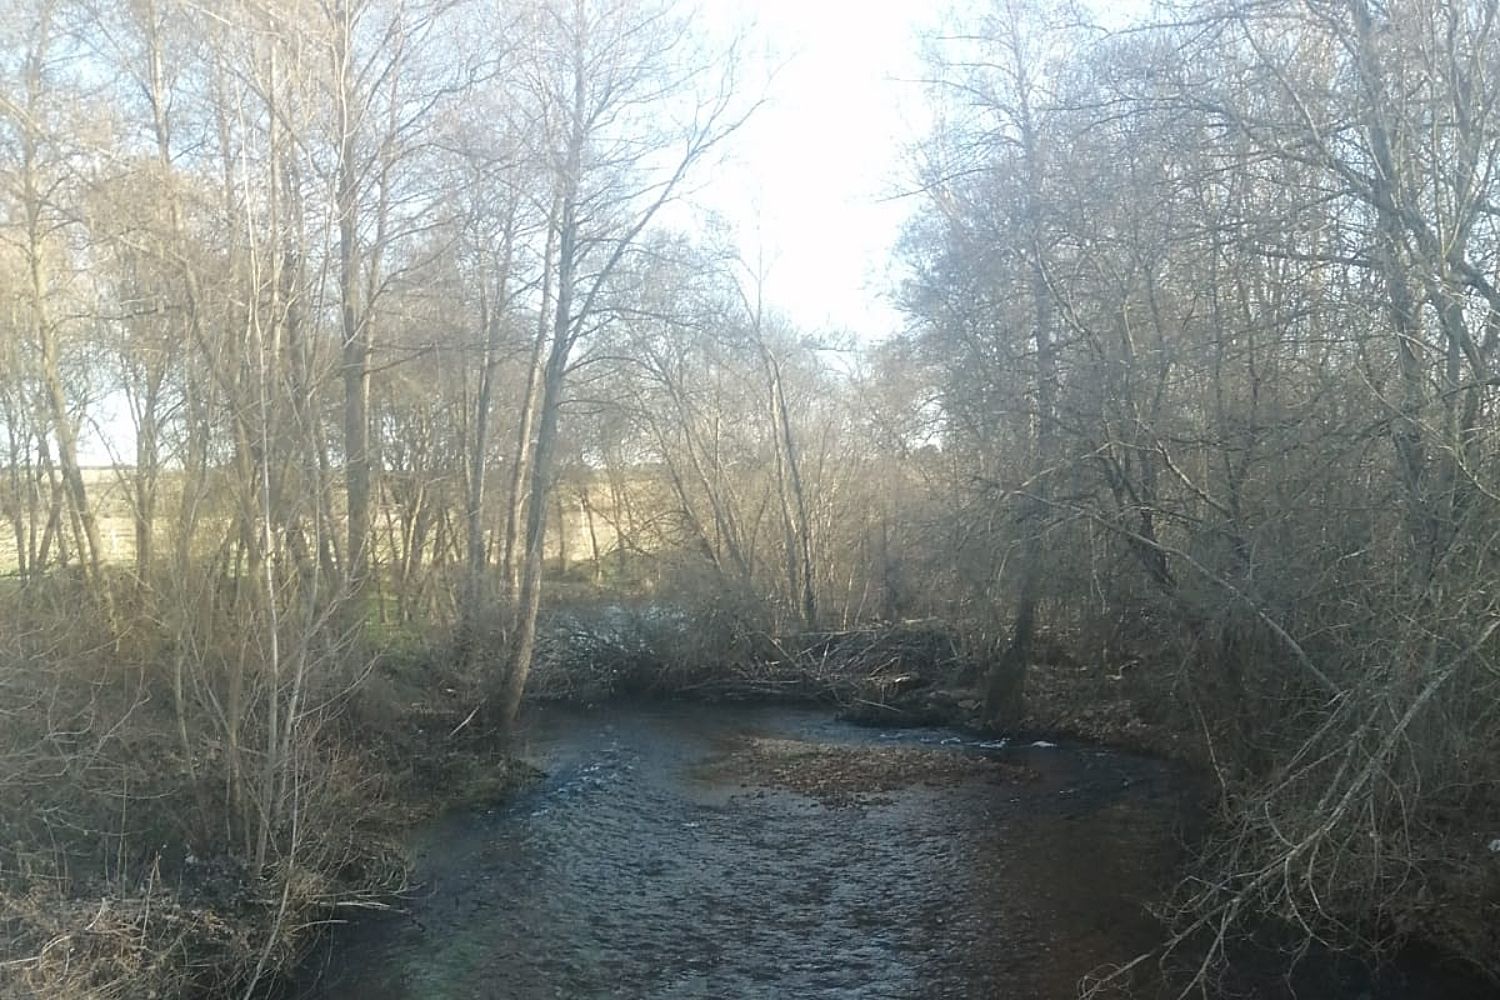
[293,704,1485,1000]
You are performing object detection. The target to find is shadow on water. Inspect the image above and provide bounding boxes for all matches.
[288,704,1492,1000]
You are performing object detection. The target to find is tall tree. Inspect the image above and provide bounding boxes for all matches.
[496,0,754,725]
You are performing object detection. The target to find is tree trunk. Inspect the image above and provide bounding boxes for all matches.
[984,90,1054,729]
[499,333,570,728]
[461,229,516,657]
[763,347,817,629]
[335,0,372,602]
[580,484,603,585]
[20,22,107,601]
[499,173,580,730]
[501,197,558,605]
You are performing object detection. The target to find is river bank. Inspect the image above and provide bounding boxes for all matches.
[0,636,536,1000]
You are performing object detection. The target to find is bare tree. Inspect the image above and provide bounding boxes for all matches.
[495,0,755,726]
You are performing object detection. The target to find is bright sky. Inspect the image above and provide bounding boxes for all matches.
[692,0,1150,345]
[692,0,933,344]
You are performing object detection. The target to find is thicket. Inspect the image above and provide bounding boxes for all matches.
[897,0,1500,988]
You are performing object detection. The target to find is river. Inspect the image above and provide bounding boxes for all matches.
[293,704,1487,999]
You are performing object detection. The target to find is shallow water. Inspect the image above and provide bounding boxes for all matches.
[297,704,1195,999]
[292,704,1487,1000]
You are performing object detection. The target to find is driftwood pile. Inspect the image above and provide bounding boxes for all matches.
[524,606,981,724]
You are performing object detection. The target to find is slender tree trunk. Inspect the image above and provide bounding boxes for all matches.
[500,348,568,727]
[2,419,26,581]
[555,490,568,574]
[762,347,816,629]
[462,228,516,654]
[20,26,107,600]
[33,240,105,594]
[132,377,162,586]
[580,484,602,585]
[334,0,372,603]
[499,169,580,729]
[38,443,65,572]
[984,100,1054,729]
[501,197,558,605]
